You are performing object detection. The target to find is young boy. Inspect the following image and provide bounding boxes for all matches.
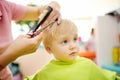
[25,19,120,80]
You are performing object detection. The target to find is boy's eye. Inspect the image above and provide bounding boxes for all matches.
[74,37,77,41]
[62,40,68,44]
[64,40,68,43]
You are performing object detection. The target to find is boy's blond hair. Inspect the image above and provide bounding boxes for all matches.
[42,19,78,48]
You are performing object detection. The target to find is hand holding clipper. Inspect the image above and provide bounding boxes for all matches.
[27,6,53,37]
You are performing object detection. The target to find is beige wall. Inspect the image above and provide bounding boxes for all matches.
[15,48,53,78]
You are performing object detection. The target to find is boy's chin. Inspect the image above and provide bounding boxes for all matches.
[63,56,77,62]
[69,56,77,61]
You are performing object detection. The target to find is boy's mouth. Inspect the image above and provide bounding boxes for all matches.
[69,52,77,56]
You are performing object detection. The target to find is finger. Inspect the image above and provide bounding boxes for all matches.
[49,1,60,11]
[25,34,32,38]
[41,13,57,27]
[18,34,31,38]
[33,32,43,43]
[44,10,55,23]
[56,14,62,24]
[41,7,58,25]
[50,13,61,24]
[19,34,31,39]
[33,30,41,37]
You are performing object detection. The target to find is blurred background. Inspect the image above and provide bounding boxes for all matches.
[8,0,120,41]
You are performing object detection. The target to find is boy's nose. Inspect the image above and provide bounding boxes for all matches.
[69,42,76,50]
[69,47,75,50]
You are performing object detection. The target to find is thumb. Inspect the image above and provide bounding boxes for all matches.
[33,32,43,43]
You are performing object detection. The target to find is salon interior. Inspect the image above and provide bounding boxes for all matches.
[7,0,120,79]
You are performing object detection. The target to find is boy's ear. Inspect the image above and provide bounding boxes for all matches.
[45,47,52,54]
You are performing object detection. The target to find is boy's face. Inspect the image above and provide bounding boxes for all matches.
[49,28,80,62]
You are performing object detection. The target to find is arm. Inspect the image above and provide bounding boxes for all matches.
[0,44,10,56]
[21,6,40,21]
[0,33,42,71]
[21,1,61,24]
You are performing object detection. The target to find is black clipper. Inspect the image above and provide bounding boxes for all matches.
[28,6,53,37]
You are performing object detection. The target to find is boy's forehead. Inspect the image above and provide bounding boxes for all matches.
[55,29,78,39]
[56,23,77,32]
[57,25,77,34]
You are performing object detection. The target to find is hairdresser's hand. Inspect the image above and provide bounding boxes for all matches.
[9,33,42,56]
[41,1,62,27]
[0,33,42,69]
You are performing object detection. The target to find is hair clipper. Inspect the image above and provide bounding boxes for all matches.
[27,6,53,37]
